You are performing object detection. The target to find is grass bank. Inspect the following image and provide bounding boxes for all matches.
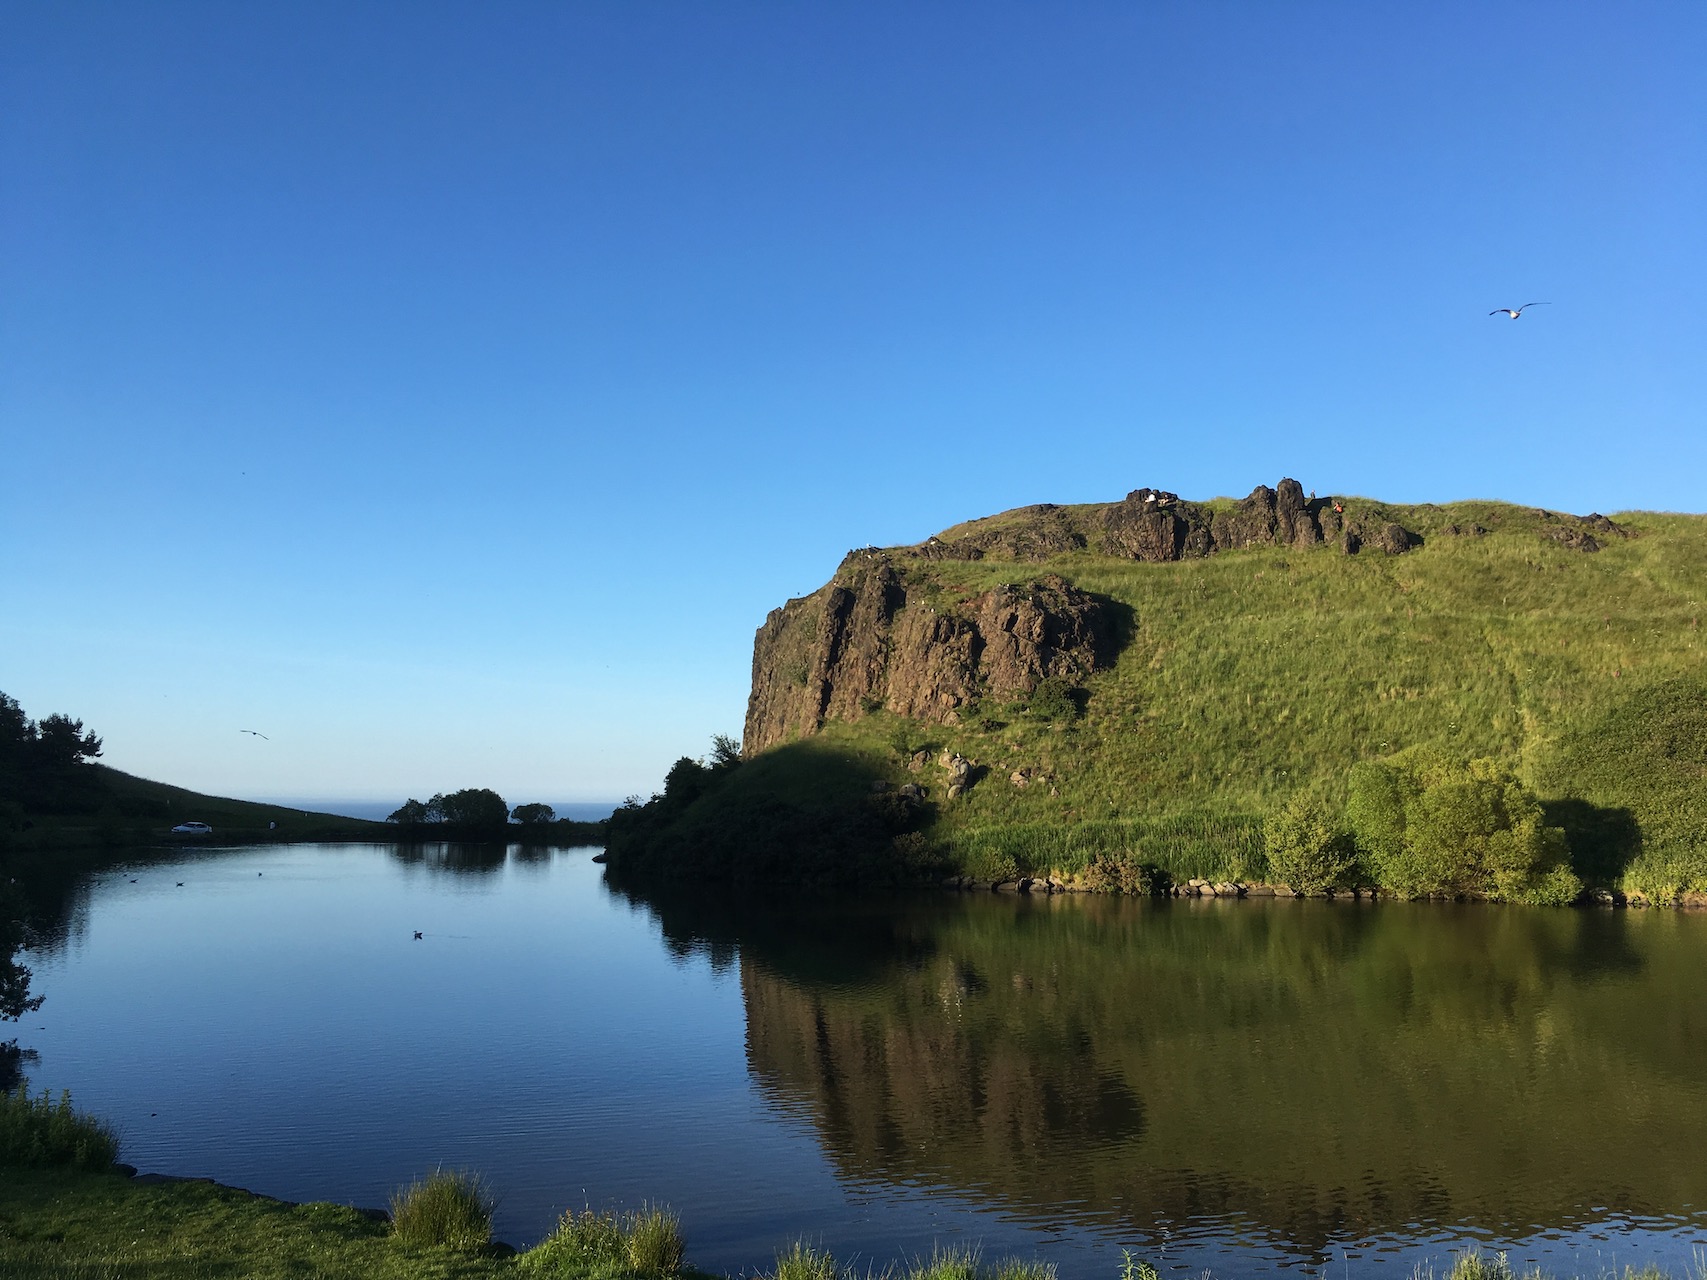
[3,1093,1702,1280]
[5,1163,1704,1280]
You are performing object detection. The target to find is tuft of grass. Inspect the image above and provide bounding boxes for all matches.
[0,1088,119,1171]
[908,1245,983,1280]
[518,1203,684,1277]
[388,1169,494,1252]
[978,1257,1057,1280]
[1446,1250,1516,1280]
[771,1241,841,1280]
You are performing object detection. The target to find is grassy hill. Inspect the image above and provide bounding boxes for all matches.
[0,762,389,852]
[608,489,1707,902]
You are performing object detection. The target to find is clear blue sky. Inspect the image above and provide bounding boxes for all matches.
[4,2,1703,807]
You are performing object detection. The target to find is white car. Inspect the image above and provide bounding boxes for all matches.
[170,821,213,836]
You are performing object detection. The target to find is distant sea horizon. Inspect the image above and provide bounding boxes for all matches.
[251,798,620,823]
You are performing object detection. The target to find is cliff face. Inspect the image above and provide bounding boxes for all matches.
[744,562,1113,755]
[744,476,1422,755]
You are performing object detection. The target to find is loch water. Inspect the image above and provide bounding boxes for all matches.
[13,842,1707,1279]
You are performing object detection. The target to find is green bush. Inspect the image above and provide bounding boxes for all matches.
[389,1169,494,1251]
[963,848,1020,884]
[1027,677,1080,723]
[1079,851,1165,895]
[1262,793,1356,895]
[0,1088,118,1171]
[1347,751,1581,903]
[519,1204,684,1277]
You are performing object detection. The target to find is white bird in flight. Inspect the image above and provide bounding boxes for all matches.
[1490,302,1549,319]
[239,729,269,740]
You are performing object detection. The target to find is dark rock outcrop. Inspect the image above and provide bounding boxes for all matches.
[1101,489,1216,561]
[1101,478,1350,561]
[745,563,1113,754]
[1539,512,1628,554]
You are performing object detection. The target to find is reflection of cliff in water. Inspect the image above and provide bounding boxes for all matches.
[622,884,1707,1256]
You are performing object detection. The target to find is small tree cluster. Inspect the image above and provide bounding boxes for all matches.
[387,788,509,829]
[657,734,744,810]
[1262,793,1357,895]
[1345,750,1581,903]
[0,692,102,771]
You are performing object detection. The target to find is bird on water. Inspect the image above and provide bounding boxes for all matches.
[1489,302,1549,319]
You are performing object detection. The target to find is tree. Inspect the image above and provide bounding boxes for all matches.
[511,803,556,825]
[387,798,432,824]
[1263,793,1357,895]
[431,788,509,829]
[709,734,742,770]
[1346,750,1580,903]
[662,757,710,807]
[0,692,35,759]
[32,714,102,768]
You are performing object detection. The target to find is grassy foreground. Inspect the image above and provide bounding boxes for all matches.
[3,1093,1702,1280]
[4,1166,1703,1280]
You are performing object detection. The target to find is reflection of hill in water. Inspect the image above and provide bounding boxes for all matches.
[624,885,1707,1255]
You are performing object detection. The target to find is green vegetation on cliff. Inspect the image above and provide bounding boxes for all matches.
[607,483,1707,901]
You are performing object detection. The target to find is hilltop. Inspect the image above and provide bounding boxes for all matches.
[606,479,1707,903]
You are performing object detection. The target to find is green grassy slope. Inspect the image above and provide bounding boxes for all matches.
[617,499,1707,898]
[2,763,389,851]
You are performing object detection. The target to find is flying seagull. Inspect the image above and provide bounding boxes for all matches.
[1490,302,1549,319]
[239,729,269,740]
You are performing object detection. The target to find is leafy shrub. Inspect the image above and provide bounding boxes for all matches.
[389,1169,494,1251]
[1079,852,1166,895]
[1027,677,1080,723]
[1262,793,1356,895]
[1347,751,1581,903]
[891,831,947,877]
[962,848,1020,884]
[0,1088,118,1171]
[519,1204,684,1277]
[1622,847,1706,905]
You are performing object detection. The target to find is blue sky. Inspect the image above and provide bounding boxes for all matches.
[3,2,1703,807]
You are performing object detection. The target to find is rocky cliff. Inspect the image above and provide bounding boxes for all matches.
[745,563,1113,754]
[743,476,1420,755]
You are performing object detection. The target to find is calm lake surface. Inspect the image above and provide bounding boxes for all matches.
[15,843,1707,1278]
